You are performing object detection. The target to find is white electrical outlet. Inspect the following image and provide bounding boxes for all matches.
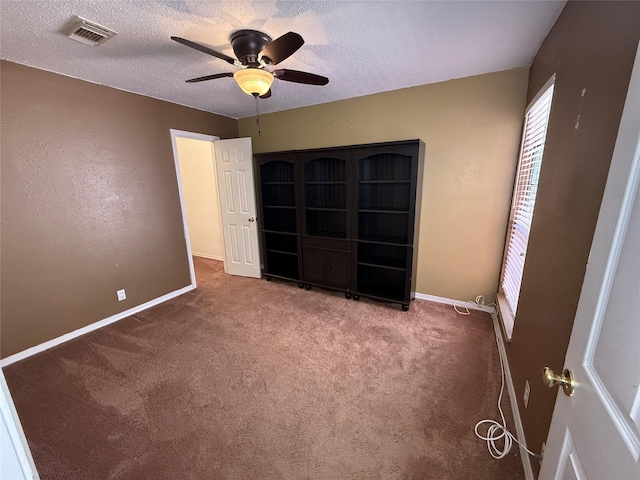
[523,380,531,408]
[117,289,126,301]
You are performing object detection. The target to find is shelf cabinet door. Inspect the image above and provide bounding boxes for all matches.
[302,247,352,290]
[325,250,351,290]
[302,247,326,285]
[299,149,351,239]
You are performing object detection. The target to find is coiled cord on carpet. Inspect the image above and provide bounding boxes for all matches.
[454,296,541,460]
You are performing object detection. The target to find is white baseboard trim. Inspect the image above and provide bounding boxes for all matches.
[0,284,196,368]
[414,292,496,314]
[490,311,535,480]
[192,252,224,261]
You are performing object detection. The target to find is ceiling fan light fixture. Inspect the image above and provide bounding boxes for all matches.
[233,68,274,96]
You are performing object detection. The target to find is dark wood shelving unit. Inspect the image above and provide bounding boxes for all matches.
[299,148,352,293]
[255,140,423,310]
[350,142,423,310]
[255,152,303,286]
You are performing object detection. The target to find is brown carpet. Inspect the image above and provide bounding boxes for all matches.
[4,257,524,479]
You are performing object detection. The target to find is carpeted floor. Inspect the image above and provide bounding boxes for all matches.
[4,257,524,479]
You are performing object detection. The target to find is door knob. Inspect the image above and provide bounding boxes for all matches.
[248,217,255,222]
[542,367,576,396]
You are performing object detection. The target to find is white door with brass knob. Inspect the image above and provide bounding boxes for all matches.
[539,43,640,480]
[214,138,261,278]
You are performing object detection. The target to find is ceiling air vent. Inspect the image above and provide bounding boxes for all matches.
[62,16,117,46]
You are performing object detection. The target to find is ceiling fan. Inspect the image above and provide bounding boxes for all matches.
[171,30,329,98]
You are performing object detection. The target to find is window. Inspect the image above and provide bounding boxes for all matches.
[499,78,555,331]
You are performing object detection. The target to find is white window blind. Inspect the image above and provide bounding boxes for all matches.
[501,82,554,316]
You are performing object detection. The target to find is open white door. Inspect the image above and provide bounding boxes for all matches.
[1,371,39,479]
[213,138,261,278]
[539,43,640,480]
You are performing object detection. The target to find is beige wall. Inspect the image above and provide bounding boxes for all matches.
[239,68,529,301]
[176,138,224,261]
[1,61,238,358]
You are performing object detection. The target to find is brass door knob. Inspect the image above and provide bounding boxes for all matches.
[248,217,255,222]
[542,367,576,396]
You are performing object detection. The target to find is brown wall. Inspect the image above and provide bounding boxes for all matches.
[0,61,238,358]
[239,68,529,302]
[507,1,640,474]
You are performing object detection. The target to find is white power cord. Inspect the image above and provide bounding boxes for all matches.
[453,296,541,460]
[453,295,495,315]
[474,329,540,459]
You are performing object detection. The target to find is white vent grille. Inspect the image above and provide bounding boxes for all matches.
[63,16,117,46]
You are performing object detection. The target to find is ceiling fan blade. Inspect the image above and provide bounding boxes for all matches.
[259,89,272,99]
[171,36,237,65]
[274,69,329,86]
[260,32,304,65]
[185,73,234,83]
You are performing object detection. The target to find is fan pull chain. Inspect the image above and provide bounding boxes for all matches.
[255,96,261,137]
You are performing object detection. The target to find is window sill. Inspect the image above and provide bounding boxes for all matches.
[496,292,515,343]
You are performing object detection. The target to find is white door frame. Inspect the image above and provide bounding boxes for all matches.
[1,370,39,479]
[170,129,223,286]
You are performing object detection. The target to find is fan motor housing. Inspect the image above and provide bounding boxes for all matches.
[230,29,272,66]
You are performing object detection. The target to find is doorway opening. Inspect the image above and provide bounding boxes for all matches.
[170,130,223,285]
[170,131,262,284]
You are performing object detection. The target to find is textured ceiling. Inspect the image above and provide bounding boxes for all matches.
[0,1,565,119]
